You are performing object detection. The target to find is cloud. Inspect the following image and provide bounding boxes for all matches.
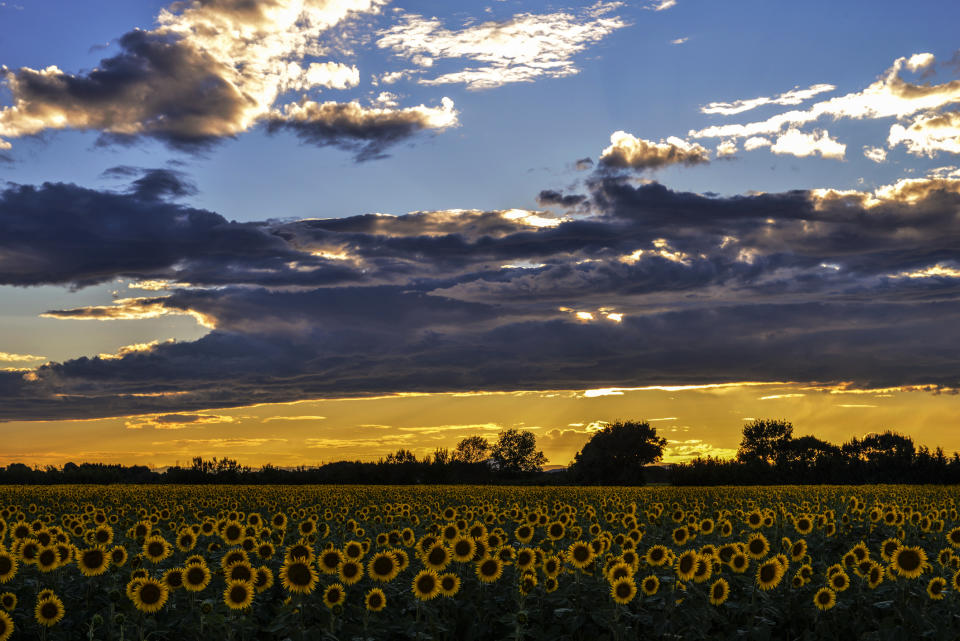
[716,140,737,157]
[375,3,627,90]
[670,37,688,45]
[0,0,461,157]
[888,110,960,157]
[690,53,960,151]
[648,0,677,10]
[262,415,327,422]
[0,352,46,363]
[5,172,960,420]
[126,413,235,430]
[598,131,710,170]
[863,145,888,163]
[769,129,846,159]
[700,83,836,116]
[265,97,457,161]
[743,136,772,151]
[537,190,587,208]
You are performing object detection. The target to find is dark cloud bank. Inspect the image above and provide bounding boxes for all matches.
[3,170,960,420]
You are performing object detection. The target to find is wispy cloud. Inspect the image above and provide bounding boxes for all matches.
[376,2,627,90]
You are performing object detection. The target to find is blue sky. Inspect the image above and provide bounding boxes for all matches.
[1,0,959,466]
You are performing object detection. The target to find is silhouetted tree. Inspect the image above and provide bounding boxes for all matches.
[570,420,667,485]
[384,449,418,464]
[453,436,491,463]
[737,419,794,464]
[490,429,546,474]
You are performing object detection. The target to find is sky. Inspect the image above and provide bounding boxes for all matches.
[1,0,960,469]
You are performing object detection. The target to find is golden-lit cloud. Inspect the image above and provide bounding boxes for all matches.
[599,131,710,170]
[126,413,236,430]
[98,339,174,360]
[262,415,328,422]
[769,128,845,159]
[40,297,216,329]
[0,351,45,362]
[155,438,287,448]
[690,53,960,141]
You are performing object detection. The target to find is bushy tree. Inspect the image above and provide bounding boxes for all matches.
[490,429,546,474]
[570,420,666,484]
[453,436,490,464]
[737,419,794,464]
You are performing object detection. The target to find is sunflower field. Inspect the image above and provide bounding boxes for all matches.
[0,485,959,640]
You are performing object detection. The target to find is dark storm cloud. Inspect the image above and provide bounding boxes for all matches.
[4,175,960,420]
[0,30,251,150]
[264,98,458,162]
[536,190,587,208]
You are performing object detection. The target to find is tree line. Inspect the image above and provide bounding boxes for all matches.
[671,419,960,485]
[2,419,959,485]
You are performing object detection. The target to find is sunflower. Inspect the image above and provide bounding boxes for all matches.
[0,610,11,641]
[450,536,476,562]
[34,594,65,627]
[183,563,212,592]
[338,559,364,585]
[142,536,172,564]
[412,569,441,601]
[515,525,534,544]
[175,530,196,553]
[78,546,110,577]
[756,559,784,590]
[252,566,273,593]
[607,562,633,582]
[927,576,947,600]
[130,578,169,614]
[476,557,503,583]
[224,580,254,610]
[675,550,698,581]
[709,578,730,606]
[0,593,13,611]
[226,561,255,584]
[439,573,461,597]
[547,521,566,541]
[365,587,387,612]
[729,552,749,574]
[323,583,347,609]
[891,546,927,579]
[829,570,850,592]
[284,541,314,563]
[110,546,128,567]
[318,548,343,575]
[222,520,245,546]
[567,542,595,570]
[813,587,836,611]
[645,545,670,567]
[790,539,807,562]
[519,571,538,595]
[746,533,769,560]
[422,543,451,572]
[368,551,400,582]
[516,547,536,571]
[36,546,59,572]
[867,563,884,589]
[947,527,960,549]
[672,527,689,546]
[605,576,634,604]
[163,568,185,591]
[279,558,318,594]
[794,515,813,535]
